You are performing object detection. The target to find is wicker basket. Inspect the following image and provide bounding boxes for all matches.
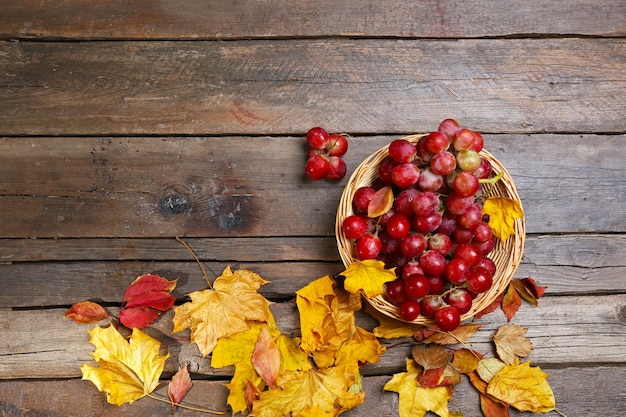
[335,134,525,325]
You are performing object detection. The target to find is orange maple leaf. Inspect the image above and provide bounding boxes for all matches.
[172,266,271,356]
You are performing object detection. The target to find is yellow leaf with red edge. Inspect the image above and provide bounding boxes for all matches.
[482,196,523,241]
[493,324,533,365]
[384,358,452,417]
[172,266,271,356]
[81,325,168,405]
[368,185,394,218]
[341,259,397,298]
[251,365,365,417]
[252,327,280,389]
[65,301,109,324]
[168,365,193,411]
[487,361,556,413]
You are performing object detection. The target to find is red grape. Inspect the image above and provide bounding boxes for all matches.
[342,214,370,240]
[389,139,417,163]
[326,156,347,181]
[444,257,471,284]
[305,154,330,180]
[392,163,420,188]
[466,267,493,294]
[412,191,440,216]
[428,233,453,255]
[398,299,421,321]
[435,305,461,331]
[420,250,447,277]
[405,274,430,299]
[353,186,376,213]
[438,118,460,139]
[446,288,473,314]
[326,133,348,156]
[386,213,411,239]
[417,167,443,192]
[453,171,480,197]
[355,233,382,260]
[385,279,407,304]
[306,126,330,149]
[420,295,444,317]
[395,189,420,216]
[453,243,482,266]
[424,131,450,154]
[430,151,457,175]
[400,232,427,258]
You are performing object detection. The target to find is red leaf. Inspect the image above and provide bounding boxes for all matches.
[119,274,177,329]
[413,327,438,342]
[64,301,109,324]
[123,291,176,310]
[480,393,510,417]
[123,274,177,300]
[119,307,161,329]
[502,285,522,321]
[368,186,394,218]
[519,277,547,299]
[417,366,446,388]
[168,365,193,411]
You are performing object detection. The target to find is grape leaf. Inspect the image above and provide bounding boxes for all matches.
[341,259,396,298]
[493,324,533,365]
[482,196,523,242]
[168,365,193,411]
[368,185,394,218]
[81,325,169,405]
[65,301,109,324]
[172,266,271,356]
[487,361,556,413]
[251,365,365,417]
[119,274,177,329]
[384,358,452,417]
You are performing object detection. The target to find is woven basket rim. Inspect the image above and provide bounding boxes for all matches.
[335,134,525,325]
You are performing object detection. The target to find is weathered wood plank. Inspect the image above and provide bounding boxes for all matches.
[1,0,624,40]
[1,235,624,307]
[0,135,623,238]
[1,39,624,135]
[1,366,625,417]
[1,295,624,379]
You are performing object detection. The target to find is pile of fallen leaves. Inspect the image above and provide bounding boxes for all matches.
[66,248,557,416]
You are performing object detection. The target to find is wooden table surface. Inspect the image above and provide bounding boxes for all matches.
[1,1,625,416]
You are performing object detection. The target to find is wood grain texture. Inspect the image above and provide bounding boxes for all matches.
[1,295,625,380]
[0,234,624,308]
[1,0,624,40]
[0,135,624,238]
[1,39,624,135]
[2,366,625,417]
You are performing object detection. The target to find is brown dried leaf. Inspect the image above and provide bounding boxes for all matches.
[412,344,453,370]
[501,285,522,321]
[493,324,533,365]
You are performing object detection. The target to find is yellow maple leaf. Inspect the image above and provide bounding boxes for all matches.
[493,324,533,365]
[341,259,397,298]
[314,325,385,371]
[482,196,523,241]
[250,365,365,417]
[384,358,451,417]
[487,361,556,413]
[212,316,311,414]
[172,266,271,356]
[81,325,169,406]
[296,275,361,355]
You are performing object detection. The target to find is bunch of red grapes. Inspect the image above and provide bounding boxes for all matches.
[305,127,349,181]
[341,119,498,331]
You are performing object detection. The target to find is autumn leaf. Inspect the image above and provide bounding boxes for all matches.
[81,325,168,405]
[168,365,193,411]
[384,358,451,417]
[493,324,533,365]
[250,366,365,417]
[367,304,425,339]
[65,301,109,324]
[252,327,280,389]
[296,275,361,355]
[452,348,483,374]
[487,361,556,413]
[477,358,506,383]
[412,344,453,370]
[119,274,177,329]
[418,323,483,345]
[341,259,396,298]
[511,277,547,306]
[172,266,271,356]
[212,317,310,414]
[480,393,510,417]
[330,326,386,371]
[473,294,504,321]
[368,185,394,218]
[501,284,522,321]
[482,196,523,241]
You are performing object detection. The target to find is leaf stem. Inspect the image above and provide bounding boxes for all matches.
[147,393,227,414]
[176,236,214,288]
[478,171,504,185]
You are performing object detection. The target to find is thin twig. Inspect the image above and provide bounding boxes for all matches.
[147,393,227,414]
[176,236,213,288]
